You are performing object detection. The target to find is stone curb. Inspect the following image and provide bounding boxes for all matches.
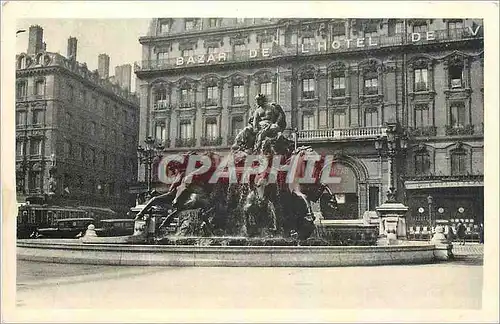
[17,239,443,267]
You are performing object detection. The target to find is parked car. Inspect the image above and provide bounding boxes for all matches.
[37,218,95,239]
[94,219,136,237]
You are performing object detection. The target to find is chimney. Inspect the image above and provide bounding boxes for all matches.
[27,25,44,55]
[67,37,78,61]
[114,64,132,91]
[97,53,110,79]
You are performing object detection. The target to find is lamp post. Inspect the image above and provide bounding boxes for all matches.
[137,136,164,199]
[374,123,408,203]
[427,195,434,230]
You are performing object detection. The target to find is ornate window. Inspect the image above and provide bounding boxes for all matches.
[449,102,466,128]
[154,87,169,109]
[364,77,378,95]
[205,117,218,139]
[185,19,199,31]
[302,114,315,130]
[181,49,194,57]
[159,19,171,34]
[414,103,431,128]
[412,22,428,33]
[332,23,345,41]
[451,149,467,175]
[16,81,27,99]
[29,171,41,191]
[233,44,246,59]
[206,86,218,106]
[331,75,346,97]
[302,78,315,99]
[364,22,378,38]
[236,18,245,24]
[155,123,166,142]
[208,18,220,28]
[179,120,193,139]
[365,109,378,127]
[32,110,43,126]
[446,19,464,32]
[16,111,26,127]
[332,112,346,129]
[157,51,169,62]
[388,20,404,36]
[449,61,464,89]
[16,140,25,156]
[232,84,245,105]
[180,88,195,107]
[30,139,42,156]
[260,82,273,97]
[414,150,431,175]
[207,46,218,55]
[414,68,428,92]
[34,79,45,96]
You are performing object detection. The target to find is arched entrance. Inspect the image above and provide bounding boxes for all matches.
[326,162,359,219]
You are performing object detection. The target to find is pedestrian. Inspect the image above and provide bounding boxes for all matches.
[456,221,466,245]
[479,223,484,244]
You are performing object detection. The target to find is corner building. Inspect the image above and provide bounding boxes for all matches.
[16,25,140,213]
[135,18,484,225]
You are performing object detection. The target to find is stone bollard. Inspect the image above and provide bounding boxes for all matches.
[431,224,454,260]
[84,224,97,238]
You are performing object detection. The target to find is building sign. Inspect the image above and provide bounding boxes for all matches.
[173,26,482,67]
[405,180,484,190]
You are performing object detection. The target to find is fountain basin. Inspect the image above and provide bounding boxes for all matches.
[17,239,443,267]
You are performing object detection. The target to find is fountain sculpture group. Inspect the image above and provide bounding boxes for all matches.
[134,94,340,245]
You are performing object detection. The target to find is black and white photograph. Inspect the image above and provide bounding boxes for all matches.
[1,1,498,323]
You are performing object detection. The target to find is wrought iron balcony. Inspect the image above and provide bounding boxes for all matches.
[408,126,437,137]
[175,137,197,148]
[297,126,387,143]
[200,136,223,147]
[445,124,474,136]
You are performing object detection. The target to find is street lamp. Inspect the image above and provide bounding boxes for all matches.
[374,123,409,203]
[137,136,165,199]
[427,195,434,230]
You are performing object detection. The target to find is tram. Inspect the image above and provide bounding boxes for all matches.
[17,200,118,239]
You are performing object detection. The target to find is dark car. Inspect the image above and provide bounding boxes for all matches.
[37,218,95,239]
[94,219,136,237]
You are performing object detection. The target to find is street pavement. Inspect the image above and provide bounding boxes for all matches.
[14,243,483,310]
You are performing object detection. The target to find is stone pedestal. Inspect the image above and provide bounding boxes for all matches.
[431,220,454,260]
[376,202,409,243]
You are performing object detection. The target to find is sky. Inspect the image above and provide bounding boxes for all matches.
[16,19,150,92]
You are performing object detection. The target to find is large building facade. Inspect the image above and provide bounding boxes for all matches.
[134,18,484,225]
[15,25,140,213]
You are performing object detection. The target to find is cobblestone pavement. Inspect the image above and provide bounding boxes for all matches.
[452,243,484,256]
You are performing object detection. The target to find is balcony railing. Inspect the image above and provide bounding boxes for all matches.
[175,137,197,148]
[200,136,223,147]
[408,126,437,137]
[445,124,474,136]
[297,126,387,142]
[135,28,482,73]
